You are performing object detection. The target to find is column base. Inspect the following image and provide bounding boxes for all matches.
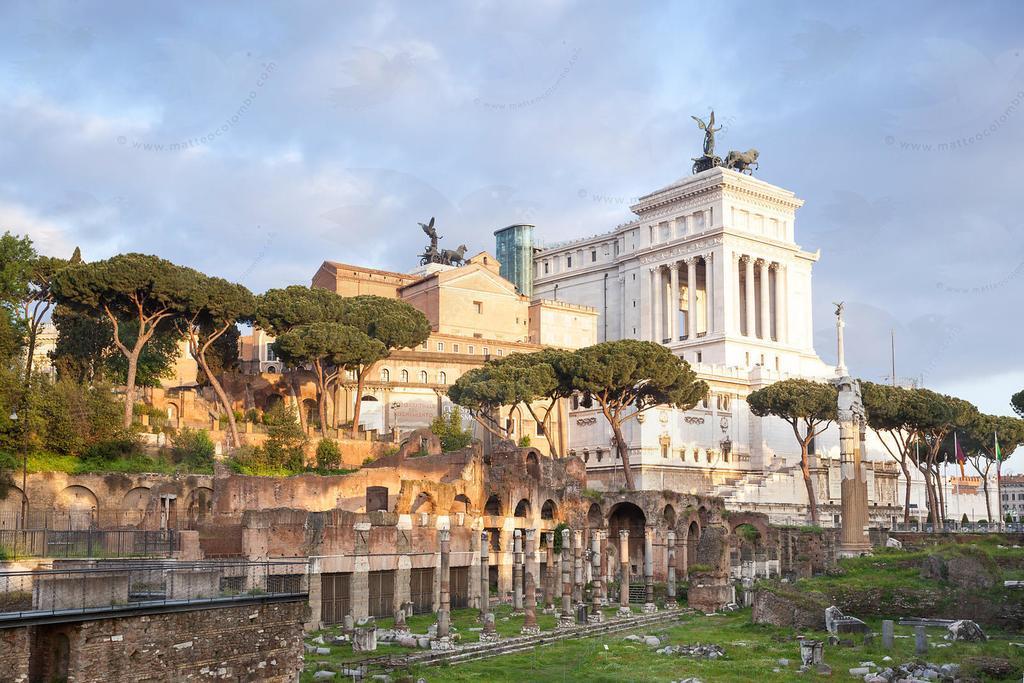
[520,625,541,636]
[587,612,605,625]
[509,610,524,617]
[430,636,458,651]
[558,614,577,628]
[617,606,633,618]
[642,603,658,613]
[479,630,501,643]
[836,542,872,559]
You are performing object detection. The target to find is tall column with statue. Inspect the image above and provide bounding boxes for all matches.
[833,302,871,556]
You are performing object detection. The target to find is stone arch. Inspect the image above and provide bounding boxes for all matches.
[484,494,502,516]
[301,398,319,429]
[686,520,701,572]
[264,393,285,411]
[185,487,214,526]
[541,499,558,521]
[514,498,531,518]
[587,502,603,529]
[56,485,98,529]
[121,487,151,526]
[525,451,541,479]
[663,504,677,528]
[608,502,646,575]
[451,493,472,514]
[166,402,180,424]
[698,505,710,527]
[0,487,25,527]
[410,491,435,514]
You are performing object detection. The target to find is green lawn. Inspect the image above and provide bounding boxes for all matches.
[301,607,1024,682]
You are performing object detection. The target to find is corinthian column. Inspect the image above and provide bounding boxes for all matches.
[759,260,771,340]
[687,258,698,339]
[642,527,656,612]
[653,267,663,343]
[705,253,715,334]
[522,529,539,634]
[617,530,631,617]
[437,529,451,639]
[589,531,603,623]
[776,264,787,344]
[669,262,680,342]
[559,528,573,627]
[744,256,756,337]
[666,531,677,605]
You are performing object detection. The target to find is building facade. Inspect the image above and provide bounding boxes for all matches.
[530,166,992,526]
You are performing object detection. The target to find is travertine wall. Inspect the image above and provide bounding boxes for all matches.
[23,600,305,683]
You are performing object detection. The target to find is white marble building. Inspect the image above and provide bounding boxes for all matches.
[531,167,994,526]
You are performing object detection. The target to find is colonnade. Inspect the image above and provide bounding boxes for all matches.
[646,254,715,343]
[736,254,787,342]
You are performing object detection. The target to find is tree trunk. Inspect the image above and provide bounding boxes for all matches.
[921,466,936,524]
[198,350,241,448]
[981,476,992,522]
[900,460,913,524]
[606,410,635,491]
[350,369,368,439]
[123,347,141,429]
[935,463,946,523]
[799,440,819,525]
[524,403,558,457]
[23,323,37,381]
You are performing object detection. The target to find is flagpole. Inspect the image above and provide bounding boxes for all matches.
[996,430,1003,530]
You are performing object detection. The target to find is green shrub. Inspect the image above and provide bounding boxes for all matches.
[316,439,341,470]
[518,434,531,447]
[171,428,216,473]
[430,407,473,452]
[81,433,140,462]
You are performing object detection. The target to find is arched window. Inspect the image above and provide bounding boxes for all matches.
[400,369,409,383]
[438,371,447,384]
[419,370,428,383]
[381,368,390,382]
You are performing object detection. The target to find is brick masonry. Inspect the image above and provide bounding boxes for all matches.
[18,599,306,682]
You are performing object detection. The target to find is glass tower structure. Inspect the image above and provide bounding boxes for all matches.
[493,224,534,298]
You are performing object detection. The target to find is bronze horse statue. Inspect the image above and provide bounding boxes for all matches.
[723,148,759,174]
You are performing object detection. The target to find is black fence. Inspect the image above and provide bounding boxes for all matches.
[891,522,1024,533]
[0,559,309,623]
[0,528,177,559]
[0,508,192,531]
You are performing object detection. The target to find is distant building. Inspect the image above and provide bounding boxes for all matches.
[1002,474,1024,521]
[238,328,282,375]
[27,322,58,380]
[493,224,534,297]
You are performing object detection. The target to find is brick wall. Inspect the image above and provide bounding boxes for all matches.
[0,627,29,682]
[23,599,306,682]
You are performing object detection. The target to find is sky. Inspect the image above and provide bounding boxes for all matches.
[0,1,1022,427]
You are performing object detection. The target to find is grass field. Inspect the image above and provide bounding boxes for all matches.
[301,607,1024,682]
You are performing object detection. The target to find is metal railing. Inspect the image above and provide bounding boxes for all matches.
[890,522,1024,533]
[0,559,309,624]
[0,508,195,531]
[0,528,177,559]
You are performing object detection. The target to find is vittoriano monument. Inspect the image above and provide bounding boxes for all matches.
[691,110,759,175]
[418,216,467,266]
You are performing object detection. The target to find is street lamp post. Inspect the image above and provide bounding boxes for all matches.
[9,411,26,528]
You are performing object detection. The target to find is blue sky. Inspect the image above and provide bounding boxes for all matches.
[1,1,1022,425]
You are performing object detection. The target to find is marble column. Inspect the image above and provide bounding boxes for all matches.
[653,267,663,342]
[573,530,584,605]
[512,529,523,611]
[522,529,539,634]
[705,253,715,334]
[543,531,555,610]
[640,267,652,340]
[618,529,631,616]
[480,531,498,640]
[669,262,680,341]
[759,260,771,340]
[776,264,787,344]
[437,529,451,639]
[643,527,656,612]
[479,531,490,619]
[666,530,677,605]
[744,256,756,337]
[559,528,573,626]
[687,258,698,339]
[589,531,603,623]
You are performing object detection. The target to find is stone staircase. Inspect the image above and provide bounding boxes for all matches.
[710,465,799,505]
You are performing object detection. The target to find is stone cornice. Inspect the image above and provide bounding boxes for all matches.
[638,236,723,265]
[630,168,804,218]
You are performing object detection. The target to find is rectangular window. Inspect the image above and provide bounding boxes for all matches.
[567,256,572,268]
[468,345,475,354]
[453,343,460,353]
[497,349,503,356]
[474,301,483,314]
[544,262,549,274]
[696,351,702,363]
[483,347,489,356]
[421,341,428,349]
[437,342,445,352]
[591,250,597,262]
